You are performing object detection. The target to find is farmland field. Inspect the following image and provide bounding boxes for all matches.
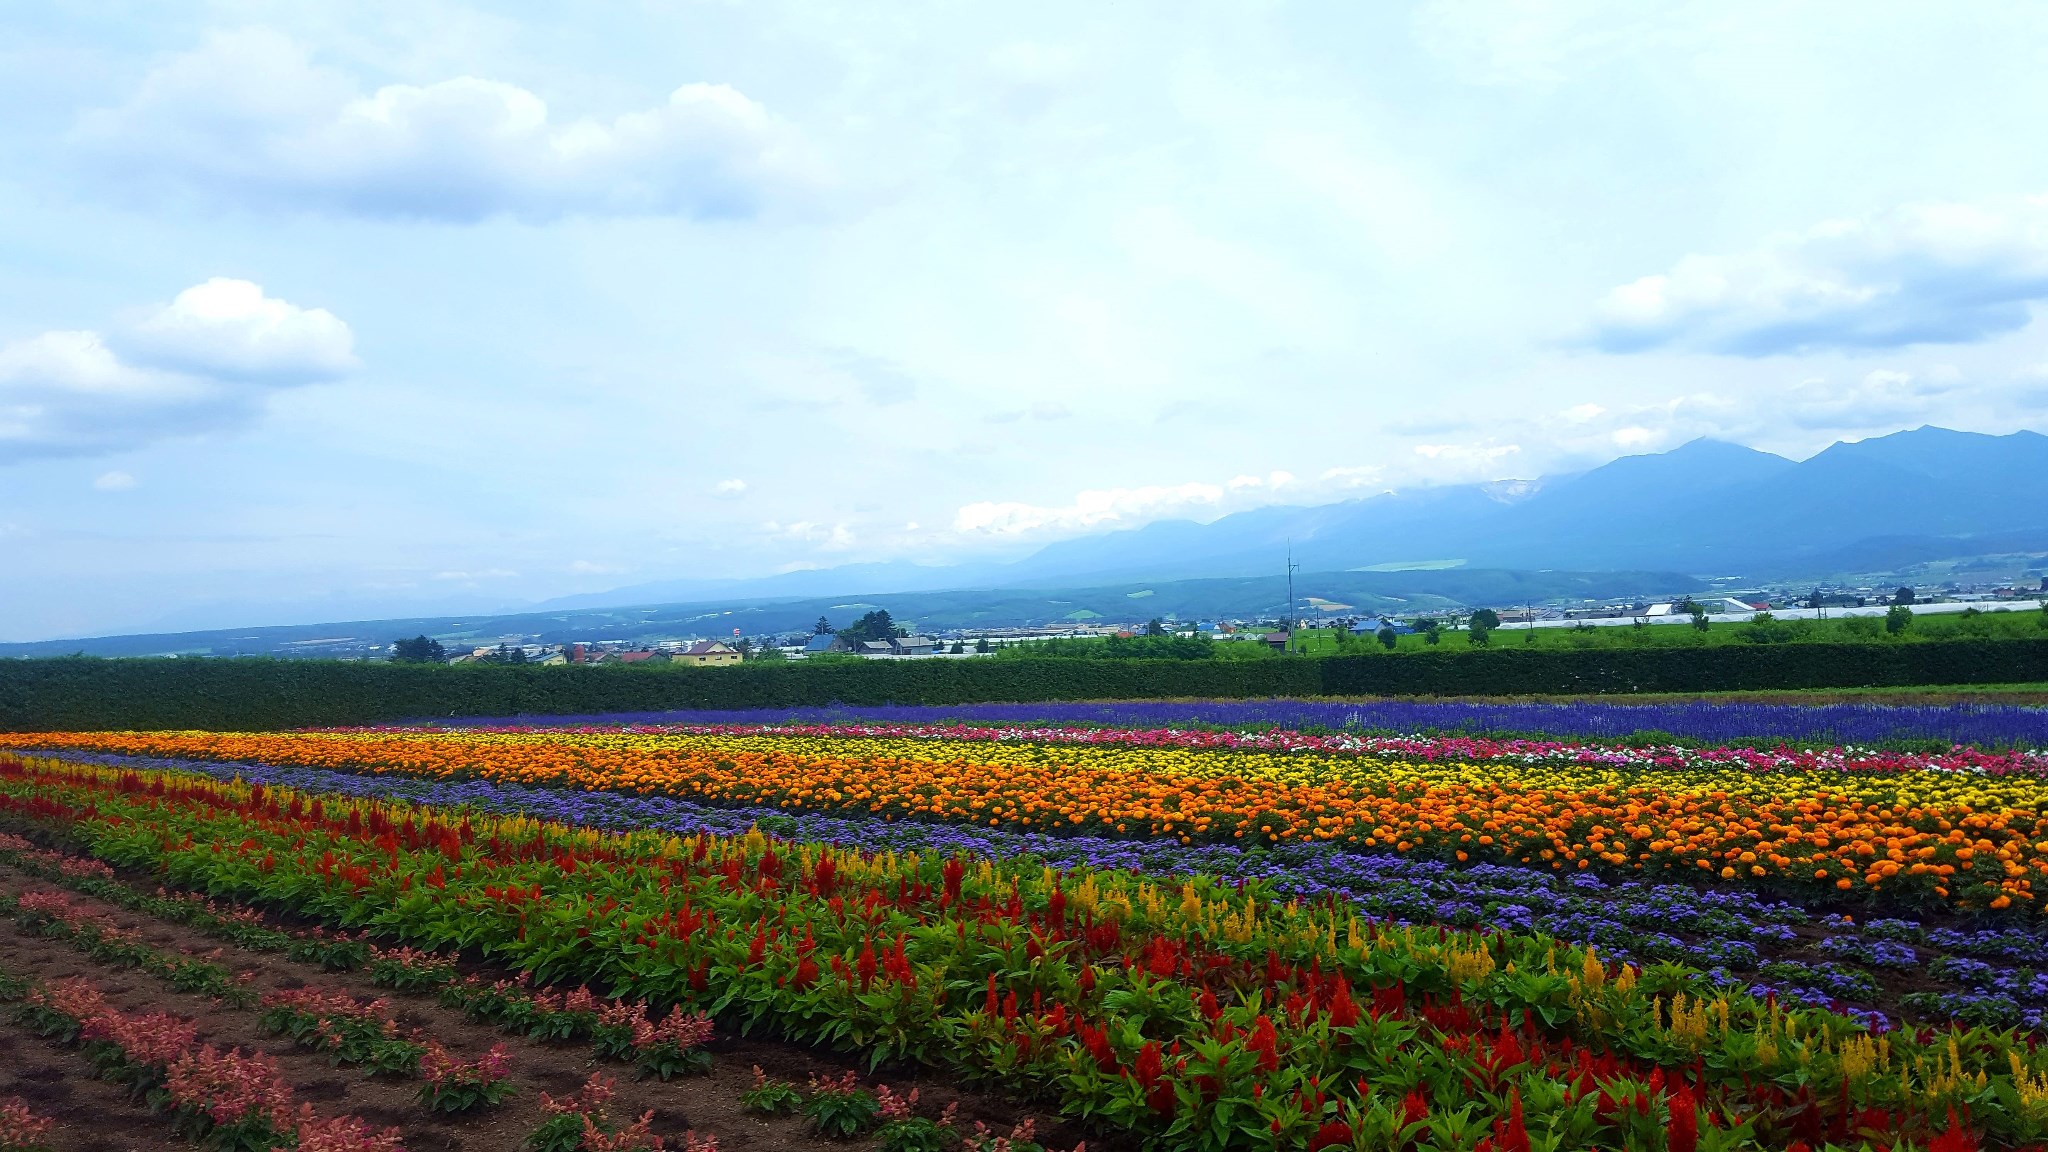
[0,702,2045,1152]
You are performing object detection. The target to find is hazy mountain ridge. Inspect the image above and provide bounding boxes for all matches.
[8,426,2046,655]
[542,426,2047,609]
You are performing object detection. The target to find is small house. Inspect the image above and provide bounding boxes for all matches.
[672,640,741,667]
[802,634,851,655]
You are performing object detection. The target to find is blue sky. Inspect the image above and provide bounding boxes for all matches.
[4,2,2048,640]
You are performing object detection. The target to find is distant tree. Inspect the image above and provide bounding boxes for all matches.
[735,637,755,658]
[391,635,446,664]
[1886,604,1914,635]
[1376,625,1397,650]
[1144,618,1168,637]
[1892,587,1916,606]
[1467,609,1500,647]
[1690,603,1711,632]
[480,643,527,665]
[813,616,835,635]
[1415,618,1442,646]
[1807,587,1825,610]
[837,610,905,647]
[751,645,788,663]
[974,637,992,654]
[949,641,965,654]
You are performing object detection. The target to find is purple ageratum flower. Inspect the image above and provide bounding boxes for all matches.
[1818,936,1919,969]
[401,696,2048,750]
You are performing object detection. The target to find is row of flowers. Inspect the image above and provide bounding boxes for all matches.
[0,755,2044,1152]
[43,752,2048,1031]
[2,965,404,1151]
[351,721,2048,777]
[397,697,2048,750]
[14,730,2041,914]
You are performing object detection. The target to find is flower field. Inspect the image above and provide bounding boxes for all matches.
[0,710,2047,1152]
[13,727,2045,917]
[0,750,2046,1152]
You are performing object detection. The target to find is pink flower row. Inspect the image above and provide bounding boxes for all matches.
[379,720,2048,776]
[25,974,405,1151]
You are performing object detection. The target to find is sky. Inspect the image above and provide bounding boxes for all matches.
[4,1,2048,641]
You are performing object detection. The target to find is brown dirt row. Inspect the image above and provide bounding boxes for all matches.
[0,1011,182,1152]
[0,847,1097,1152]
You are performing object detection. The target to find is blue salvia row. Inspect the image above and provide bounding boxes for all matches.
[404,697,2048,748]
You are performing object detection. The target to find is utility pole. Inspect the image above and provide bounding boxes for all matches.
[1285,541,1300,654]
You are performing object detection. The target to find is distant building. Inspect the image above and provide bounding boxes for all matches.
[860,640,896,656]
[672,641,741,667]
[893,635,937,655]
[615,650,657,664]
[802,634,851,655]
[1262,631,1291,651]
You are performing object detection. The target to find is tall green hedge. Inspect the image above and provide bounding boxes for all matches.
[3,638,2047,731]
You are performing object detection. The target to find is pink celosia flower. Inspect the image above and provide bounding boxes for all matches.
[164,1045,296,1130]
[0,1096,54,1147]
[580,1111,671,1152]
[540,1072,616,1118]
[294,1108,409,1152]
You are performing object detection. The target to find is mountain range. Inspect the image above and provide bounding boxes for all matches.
[7,425,2046,656]
[549,426,2048,611]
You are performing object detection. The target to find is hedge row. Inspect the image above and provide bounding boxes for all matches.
[4,638,2048,731]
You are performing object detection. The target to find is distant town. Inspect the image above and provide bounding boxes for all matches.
[356,573,2048,665]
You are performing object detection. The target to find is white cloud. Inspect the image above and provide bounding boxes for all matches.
[123,278,357,382]
[1226,470,1295,491]
[953,481,1226,536]
[1610,425,1656,447]
[1591,196,2048,355]
[74,29,820,223]
[1413,442,1520,462]
[92,470,136,490]
[1777,369,1962,431]
[762,520,857,550]
[568,559,623,575]
[0,280,355,462]
[1320,464,1386,489]
[712,478,747,497]
[1412,0,1670,89]
[986,400,1075,424]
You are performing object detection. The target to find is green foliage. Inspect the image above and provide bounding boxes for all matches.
[390,635,445,664]
[875,1114,955,1152]
[8,633,2048,729]
[802,1074,882,1139]
[838,611,905,647]
[996,633,1268,661]
[740,1069,805,1116]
